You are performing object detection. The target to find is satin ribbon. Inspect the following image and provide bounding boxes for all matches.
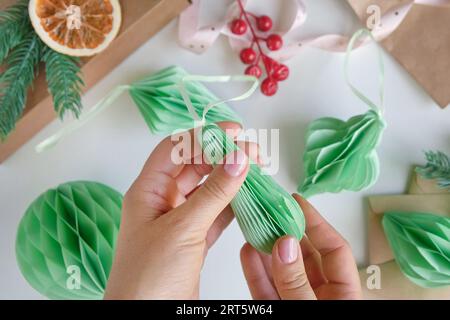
[344,29,385,115]
[36,76,258,153]
[35,85,130,153]
[178,0,447,60]
[178,74,258,126]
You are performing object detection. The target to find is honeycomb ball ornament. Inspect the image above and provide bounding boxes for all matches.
[16,181,123,300]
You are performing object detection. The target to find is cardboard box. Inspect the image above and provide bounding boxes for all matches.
[0,0,190,163]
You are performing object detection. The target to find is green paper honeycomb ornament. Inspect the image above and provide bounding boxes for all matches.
[383,211,450,288]
[15,181,123,299]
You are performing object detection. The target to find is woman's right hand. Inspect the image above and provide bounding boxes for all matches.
[240,194,362,300]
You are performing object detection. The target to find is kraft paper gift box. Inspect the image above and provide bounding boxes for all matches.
[347,0,450,109]
[0,0,191,163]
[360,171,450,299]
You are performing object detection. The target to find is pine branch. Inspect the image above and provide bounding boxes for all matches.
[416,150,450,189]
[0,33,42,139]
[42,46,84,118]
[0,0,31,64]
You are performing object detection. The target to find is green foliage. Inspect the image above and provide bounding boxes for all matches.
[42,46,84,118]
[416,150,450,189]
[0,33,42,139]
[0,0,30,64]
[0,1,85,139]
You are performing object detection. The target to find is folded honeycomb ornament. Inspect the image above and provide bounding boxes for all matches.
[299,109,385,198]
[15,181,123,299]
[298,29,386,198]
[201,123,305,254]
[171,74,305,254]
[383,211,450,288]
[36,66,241,152]
[129,66,241,134]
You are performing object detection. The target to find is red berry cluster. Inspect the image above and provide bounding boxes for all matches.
[230,0,289,96]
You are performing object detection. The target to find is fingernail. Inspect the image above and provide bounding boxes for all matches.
[278,237,298,264]
[224,150,247,177]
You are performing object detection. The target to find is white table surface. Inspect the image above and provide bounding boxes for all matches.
[1,0,449,299]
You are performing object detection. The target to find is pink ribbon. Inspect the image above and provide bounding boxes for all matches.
[178,0,448,60]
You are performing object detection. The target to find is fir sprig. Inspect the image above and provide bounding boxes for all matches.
[416,150,450,189]
[0,33,42,139]
[0,0,30,63]
[42,46,84,118]
[0,1,85,139]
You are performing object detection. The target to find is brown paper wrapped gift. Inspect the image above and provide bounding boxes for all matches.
[360,171,450,299]
[0,0,190,163]
[347,0,450,109]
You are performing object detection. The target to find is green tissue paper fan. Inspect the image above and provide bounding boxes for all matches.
[201,124,305,254]
[298,29,386,198]
[16,181,123,299]
[383,211,450,288]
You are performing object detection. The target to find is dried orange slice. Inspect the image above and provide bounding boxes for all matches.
[29,0,122,56]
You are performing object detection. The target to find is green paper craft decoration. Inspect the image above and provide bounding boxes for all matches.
[200,123,305,254]
[382,212,450,288]
[36,65,242,152]
[15,181,123,299]
[298,29,386,198]
[298,109,385,198]
[129,66,242,134]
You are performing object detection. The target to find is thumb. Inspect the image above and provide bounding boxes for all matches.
[174,150,248,230]
[272,236,317,300]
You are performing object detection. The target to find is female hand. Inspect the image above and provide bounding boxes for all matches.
[240,194,362,300]
[105,122,257,299]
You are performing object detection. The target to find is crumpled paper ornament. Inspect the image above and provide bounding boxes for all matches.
[298,29,386,198]
[15,181,123,299]
[36,65,241,152]
[382,211,450,288]
[201,123,305,254]
[299,109,385,198]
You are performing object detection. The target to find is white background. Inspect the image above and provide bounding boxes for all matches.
[0,0,448,299]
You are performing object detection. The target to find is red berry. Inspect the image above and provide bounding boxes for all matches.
[245,65,262,78]
[261,78,278,96]
[231,19,247,35]
[256,15,272,32]
[261,56,277,72]
[240,48,257,64]
[266,34,283,51]
[273,64,289,81]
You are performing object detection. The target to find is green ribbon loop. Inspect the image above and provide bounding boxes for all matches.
[178,74,259,126]
[344,28,385,114]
